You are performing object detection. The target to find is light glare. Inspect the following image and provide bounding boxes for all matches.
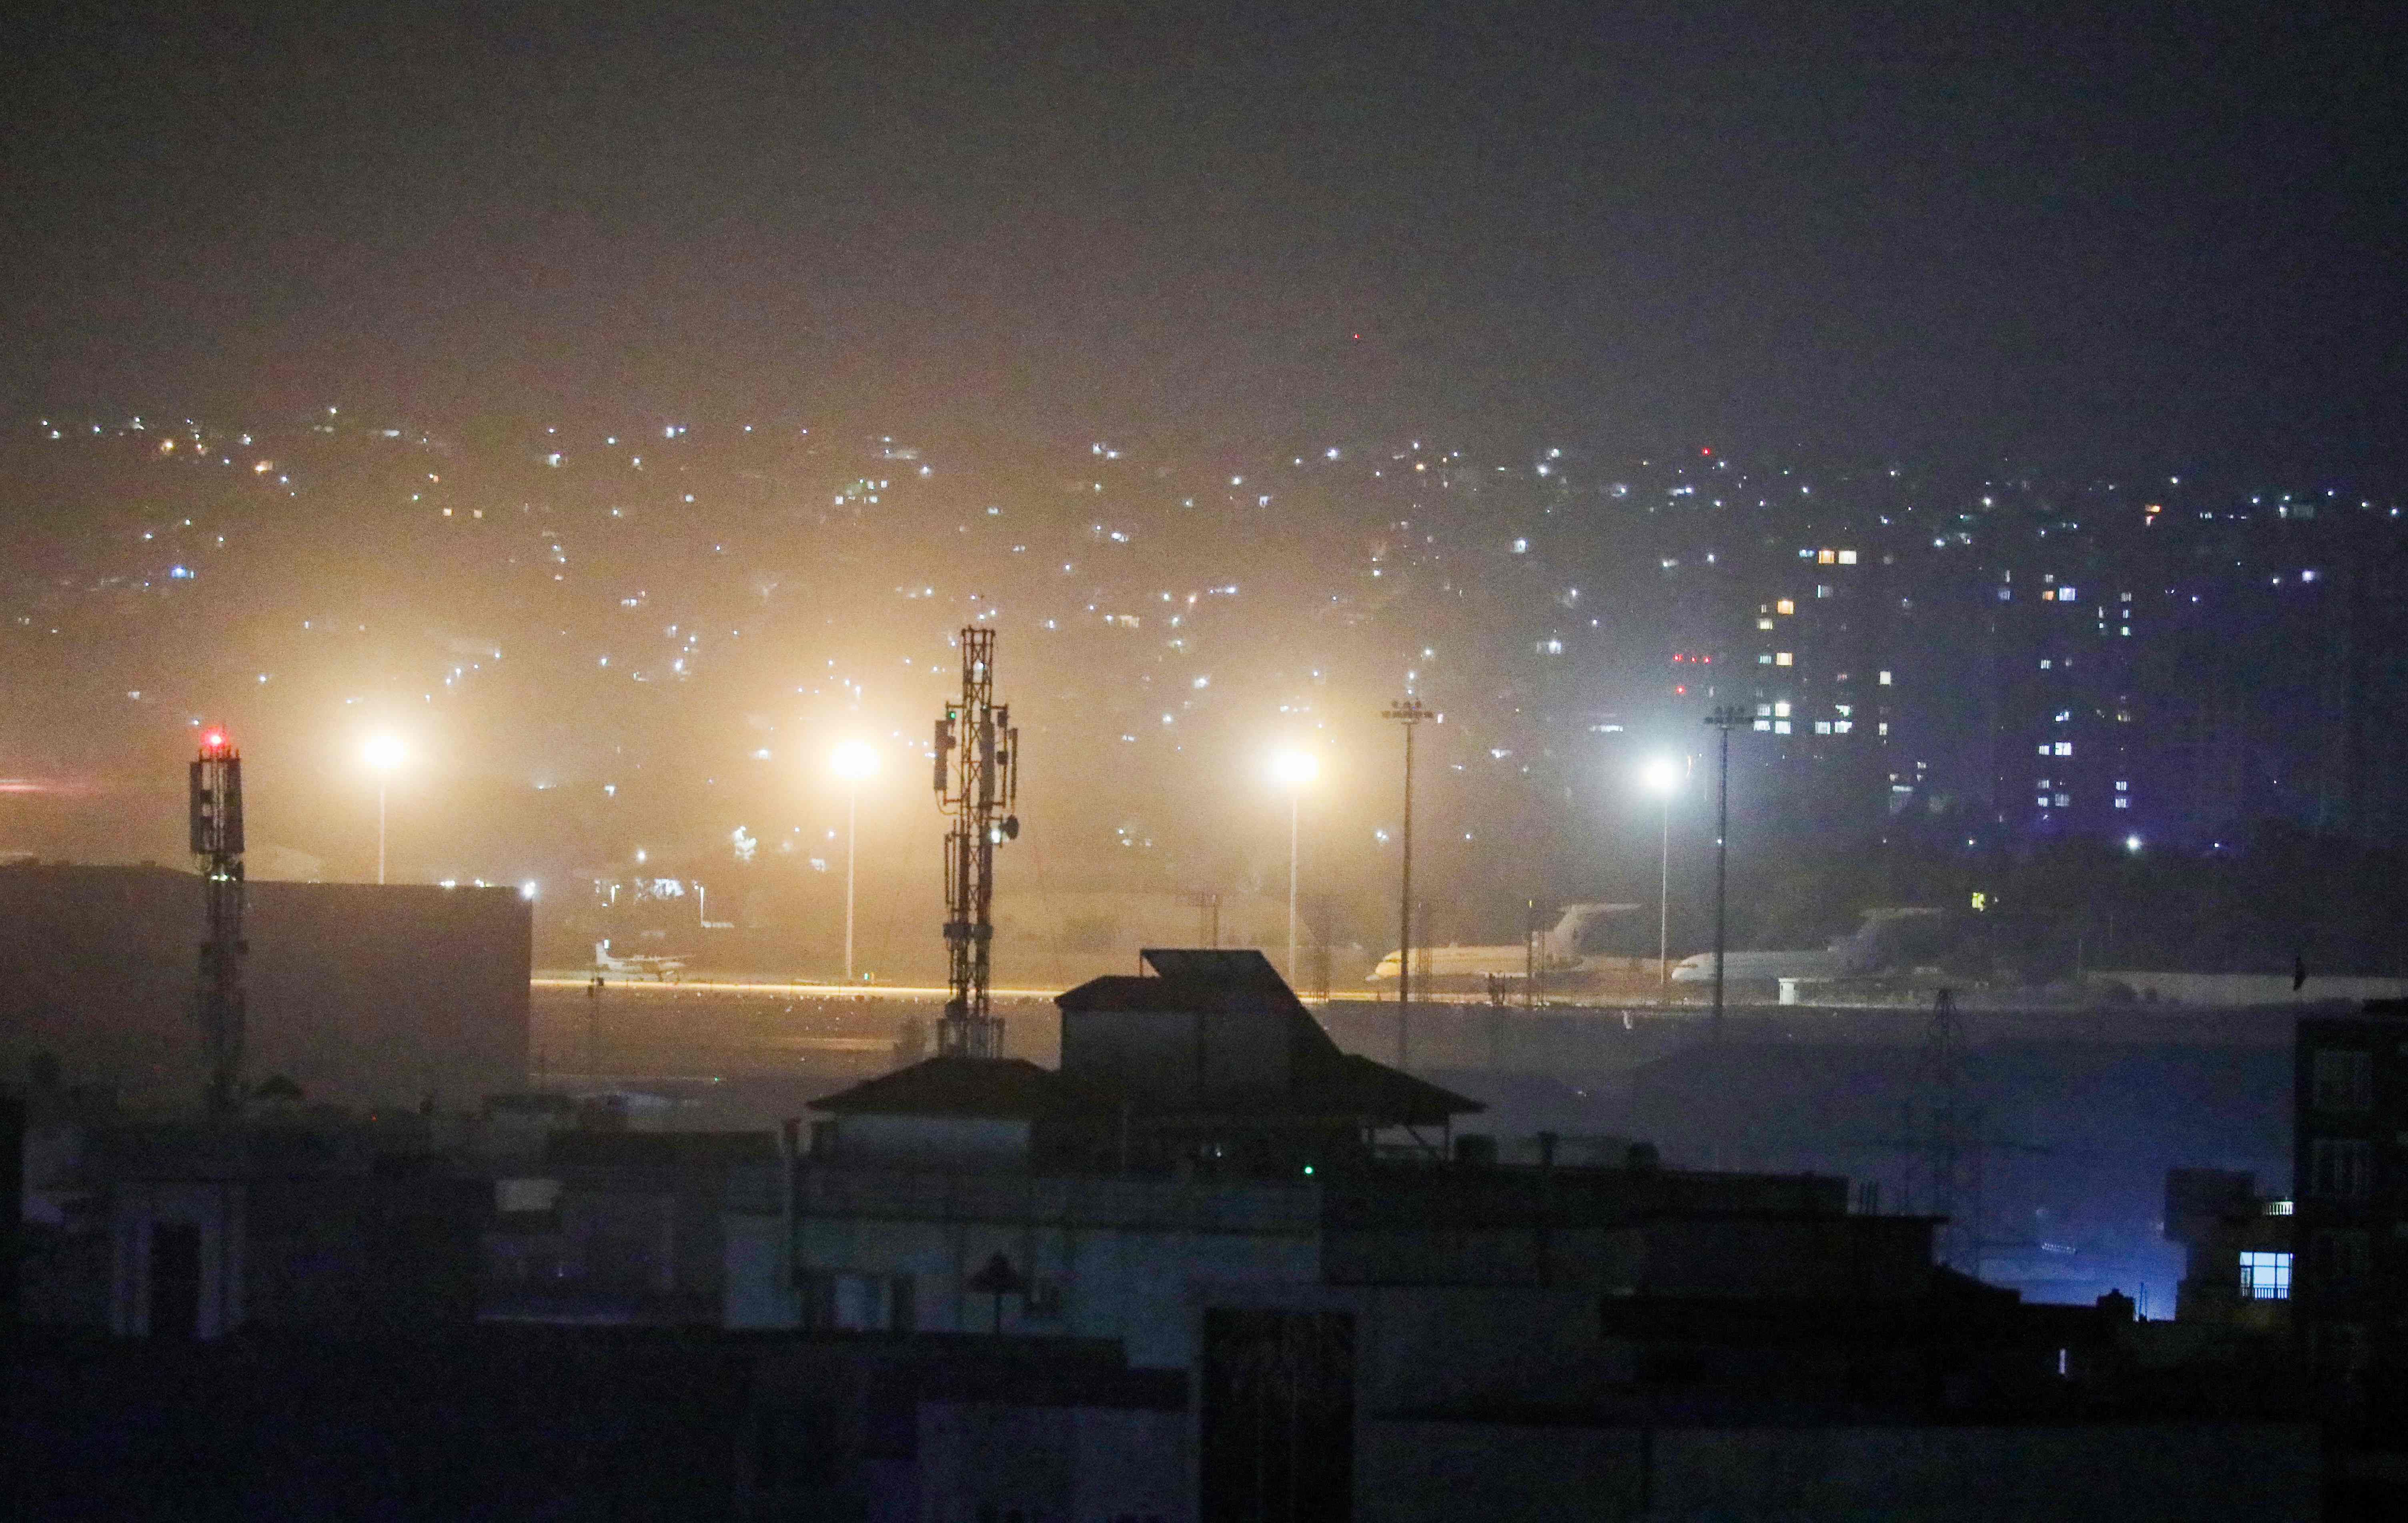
[830,740,880,781]
[1640,756,1681,797]
[1269,750,1318,787]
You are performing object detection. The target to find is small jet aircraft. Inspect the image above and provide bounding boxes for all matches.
[593,938,688,981]
[1669,907,1950,985]
[1367,903,1656,993]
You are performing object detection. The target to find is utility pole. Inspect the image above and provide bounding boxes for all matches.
[1923,986,1973,1272]
[1382,698,1432,1069]
[934,628,1020,1059]
[1703,706,1752,1041]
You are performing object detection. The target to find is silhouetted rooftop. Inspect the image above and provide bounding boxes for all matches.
[809,1056,1069,1119]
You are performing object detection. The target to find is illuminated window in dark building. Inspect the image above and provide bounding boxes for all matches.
[2239,1251,2291,1300]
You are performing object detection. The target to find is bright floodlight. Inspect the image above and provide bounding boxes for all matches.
[1640,756,1681,797]
[1269,749,1319,787]
[2126,835,2144,853]
[363,734,405,773]
[830,740,880,782]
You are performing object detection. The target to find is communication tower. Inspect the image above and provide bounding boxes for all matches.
[190,728,247,1110]
[933,628,1019,1058]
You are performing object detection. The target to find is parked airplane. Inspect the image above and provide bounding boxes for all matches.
[1366,903,1658,993]
[593,938,688,981]
[1668,907,1951,985]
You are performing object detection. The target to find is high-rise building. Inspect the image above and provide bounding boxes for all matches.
[2292,1001,2408,1402]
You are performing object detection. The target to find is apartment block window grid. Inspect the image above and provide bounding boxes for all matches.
[2309,1137,2374,1199]
[2312,1049,2374,1112]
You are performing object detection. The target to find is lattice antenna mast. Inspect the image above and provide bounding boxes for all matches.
[934,628,1019,1059]
[190,729,247,1111]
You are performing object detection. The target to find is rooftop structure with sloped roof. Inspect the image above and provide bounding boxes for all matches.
[808,949,1480,1175]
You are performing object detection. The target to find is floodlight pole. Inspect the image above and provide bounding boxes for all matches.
[1383,698,1432,1069]
[1703,706,1753,1042]
[844,781,859,982]
[1657,791,1671,986]
[1286,792,1300,986]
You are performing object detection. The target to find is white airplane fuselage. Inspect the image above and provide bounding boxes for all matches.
[593,939,687,981]
[1367,903,1657,991]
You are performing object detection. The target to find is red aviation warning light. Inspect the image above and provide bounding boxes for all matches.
[190,734,243,859]
[189,728,248,1110]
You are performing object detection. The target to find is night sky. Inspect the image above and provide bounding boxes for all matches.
[5,1,2403,475]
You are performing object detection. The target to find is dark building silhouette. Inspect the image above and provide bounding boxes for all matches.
[2294,1001,2408,1401]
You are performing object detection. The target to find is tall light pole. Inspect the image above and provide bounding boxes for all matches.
[829,740,879,983]
[1702,707,1753,1040]
[1268,750,1319,986]
[363,735,405,885]
[1640,756,1683,986]
[1382,698,1432,1068]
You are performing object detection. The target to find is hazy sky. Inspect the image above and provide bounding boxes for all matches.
[6,1,2402,474]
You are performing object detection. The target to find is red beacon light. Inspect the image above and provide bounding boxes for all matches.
[200,728,229,754]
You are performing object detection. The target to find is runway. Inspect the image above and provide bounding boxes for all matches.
[534,973,1063,1001]
[532,971,1586,1006]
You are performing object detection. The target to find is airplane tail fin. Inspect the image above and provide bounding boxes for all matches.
[1543,903,1612,959]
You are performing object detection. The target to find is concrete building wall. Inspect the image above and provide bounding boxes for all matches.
[1358,1419,2319,1523]
[832,1113,1031,1170]
[1061,1004,1296,1095]
[1198,1277,1609,1416]
[109,1179,243,1338]
[722,1211,796,1329]
[917,1403,1190,1523]
[795,1169,1321,1367]
[0,865,528,1106]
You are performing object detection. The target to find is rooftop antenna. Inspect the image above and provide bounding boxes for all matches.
[934,627,1018,1059]
[190,728,247,1111]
